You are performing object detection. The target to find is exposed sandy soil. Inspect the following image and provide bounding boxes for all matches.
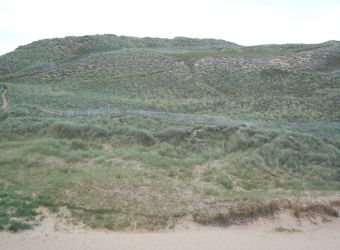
[1,88,7,110]
[1,208,340,250]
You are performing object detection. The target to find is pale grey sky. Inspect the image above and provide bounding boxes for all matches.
[0,0,340,55]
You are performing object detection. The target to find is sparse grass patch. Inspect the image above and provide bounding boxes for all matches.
[274,226,301,233]
[0,191,39,232]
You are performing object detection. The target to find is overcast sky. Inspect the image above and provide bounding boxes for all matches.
[0,0,339,55]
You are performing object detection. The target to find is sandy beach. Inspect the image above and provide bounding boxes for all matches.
[1,210,340,250]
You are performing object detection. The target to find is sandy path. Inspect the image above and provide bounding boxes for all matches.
[1,88,7,109]
[1,212,340,250]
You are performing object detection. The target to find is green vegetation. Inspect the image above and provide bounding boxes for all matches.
[0,35,339,231]
[0,112,339,231]
[1,36,339,121]
[0,192,37,232]
[274,227,302,233]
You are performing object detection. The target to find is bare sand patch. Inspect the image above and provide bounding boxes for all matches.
[1,88,7,109]
[1,206,340,250]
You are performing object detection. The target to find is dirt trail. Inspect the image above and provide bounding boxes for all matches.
[1,210,340,250]
[1,87,7,109]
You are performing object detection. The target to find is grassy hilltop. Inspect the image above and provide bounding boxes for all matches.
[1,35,339,120]
[0,35,340,232]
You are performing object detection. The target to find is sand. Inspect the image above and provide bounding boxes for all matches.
[1,88,7,110]
[1,210,340,250]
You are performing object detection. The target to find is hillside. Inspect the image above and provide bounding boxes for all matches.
[1,35,339,121]
[0,35,340,232]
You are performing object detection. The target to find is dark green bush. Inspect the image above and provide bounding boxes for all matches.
[8,221,32,232]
